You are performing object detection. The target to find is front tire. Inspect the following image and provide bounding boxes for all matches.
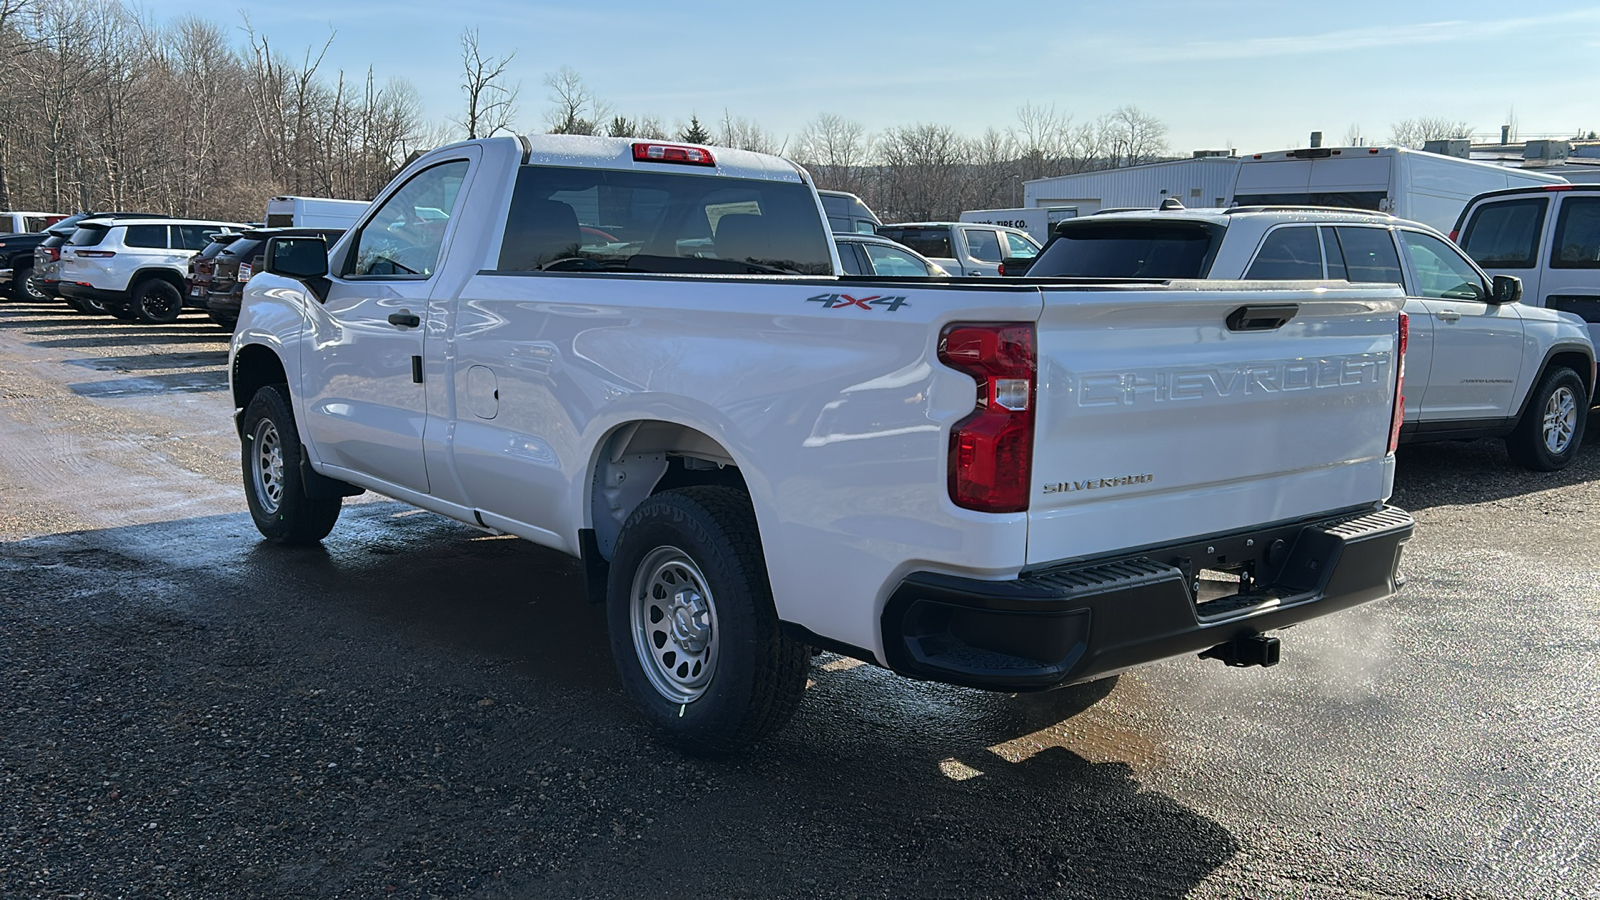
[18,266,45,302]
[133,279,184,324]
[241,385,343,544]
[1505,366,1588,471]
[607,486,809,755]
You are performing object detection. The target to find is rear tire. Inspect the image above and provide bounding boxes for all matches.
[133,279,184,324]
[18,266,45,302]
[105,303,137,321]
[606,486,809,756]
[241,384,343,544]
[1505,366,1587,471]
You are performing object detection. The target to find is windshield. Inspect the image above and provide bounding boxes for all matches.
[497,166,833,276]
[1028,222,1222,278]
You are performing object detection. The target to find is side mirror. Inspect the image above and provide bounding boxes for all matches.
[264,235,329,280]
[1491,274,1522,305]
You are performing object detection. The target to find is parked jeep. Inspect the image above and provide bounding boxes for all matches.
[59,217,242,322]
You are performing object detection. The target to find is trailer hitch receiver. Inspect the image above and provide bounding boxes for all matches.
[1200,633,1281,668]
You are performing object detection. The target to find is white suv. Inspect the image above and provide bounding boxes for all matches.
[1026,206,1596,471]
[59,217,243,323]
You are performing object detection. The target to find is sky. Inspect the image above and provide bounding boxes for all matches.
[142,0,1600,154]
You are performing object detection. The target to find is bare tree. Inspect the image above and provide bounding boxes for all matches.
[1100,106,1168,168]
[876,122,970,221]
[1343,123,1366,146]
[716,110,784,154]
[1389,117,1472,149]
[543,66,607,136]
[793,113,871,193]
[458,27,517,139]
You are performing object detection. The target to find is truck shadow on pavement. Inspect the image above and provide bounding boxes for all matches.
[0,502,1237,899]
[1392,430,1600,510]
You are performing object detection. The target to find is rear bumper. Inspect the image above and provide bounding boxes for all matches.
[205,290,242,316]
[882,505,1413,691]
[60,283,131,307]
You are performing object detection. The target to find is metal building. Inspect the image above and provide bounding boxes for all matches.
[1022,157,1244,214]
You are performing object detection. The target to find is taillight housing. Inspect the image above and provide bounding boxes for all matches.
[939,322,1036,513]
[1388,311,1408,454]
[45,247,60,262]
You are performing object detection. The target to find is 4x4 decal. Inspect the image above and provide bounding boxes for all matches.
[805,292,911,312]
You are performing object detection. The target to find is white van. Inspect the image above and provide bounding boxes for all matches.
[958,206,1078,243]
[263,196,368,229]
[1455,183,1600,350]
[1232,146,1566,233]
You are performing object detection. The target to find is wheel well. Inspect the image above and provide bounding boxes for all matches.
[1546,350,1595,401]
[590,421,748,560]
[232,344,288,433]
[131,269,184,293]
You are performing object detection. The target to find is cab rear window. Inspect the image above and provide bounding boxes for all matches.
[1028,222,1221,278]
[877,226,951,259]
[497,166,832,276]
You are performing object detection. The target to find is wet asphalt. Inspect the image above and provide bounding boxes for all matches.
[0,298,1597,899]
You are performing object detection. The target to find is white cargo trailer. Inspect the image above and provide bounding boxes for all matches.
[1231,146,1566,232]
[263,196,368,229]
[958,206,1078,243]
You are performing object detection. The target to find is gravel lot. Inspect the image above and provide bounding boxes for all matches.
[2,299,1598,899]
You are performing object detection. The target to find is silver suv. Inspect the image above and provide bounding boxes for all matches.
[1026,205,1596,471]
[59,217,243,323]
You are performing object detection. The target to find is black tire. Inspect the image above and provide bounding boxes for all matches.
[1505,366,1588,471]
[105,303,137,321]
[132,278,184,324]
[15,265,43,302]
[207,309,237,332]
[606,486,809,755]
[241,384,343,544]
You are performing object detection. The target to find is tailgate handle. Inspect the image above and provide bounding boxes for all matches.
[1226,304,1298,332]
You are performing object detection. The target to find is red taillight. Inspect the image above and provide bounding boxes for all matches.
[76,250,115,258]
[631,142,715,166]
[1544,184,1573,191]
[939,322,1036,513]
[45,247,59,261]
[1448,229,1459,243]
[1388,311,1408,454]
[997,262,1006,276]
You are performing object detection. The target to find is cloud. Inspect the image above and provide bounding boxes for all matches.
[1119,9,1600,62]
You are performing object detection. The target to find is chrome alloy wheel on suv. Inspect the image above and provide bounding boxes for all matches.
[1542,384,1579,455]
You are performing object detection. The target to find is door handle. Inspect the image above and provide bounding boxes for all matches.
[387,310,420,328]
[1436,309,1460,323]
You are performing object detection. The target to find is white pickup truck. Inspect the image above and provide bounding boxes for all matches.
[229,135,1414,754]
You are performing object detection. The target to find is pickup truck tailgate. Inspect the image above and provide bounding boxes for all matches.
[1026,281,1404,566]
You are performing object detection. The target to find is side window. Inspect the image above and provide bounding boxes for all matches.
[350,160,470,277]
[1246,227,1323,279]
[1459,198,1548,269]
[1331,227,1402,286]
[863,243,931,276]
[123,225,169,249]
[1402,231,1487,301]
[835,242,866,275]
[1004,232,1039,259]
[879,227,952,259]
[177,225,217,250]
[963,228,1002,263]
[1551,197,1600,268]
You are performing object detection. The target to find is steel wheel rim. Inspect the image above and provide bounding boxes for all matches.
[251,418,285,515]
[1542,386,1577,454]
[629,546,719,704]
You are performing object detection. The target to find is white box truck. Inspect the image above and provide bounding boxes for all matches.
[1231,146,1566,233]
[263,196,369,229]
[959,206,1078,243]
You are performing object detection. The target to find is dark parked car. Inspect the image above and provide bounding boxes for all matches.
[834,233,948,276]
[206,227,343,329]
[186,232,244,321]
